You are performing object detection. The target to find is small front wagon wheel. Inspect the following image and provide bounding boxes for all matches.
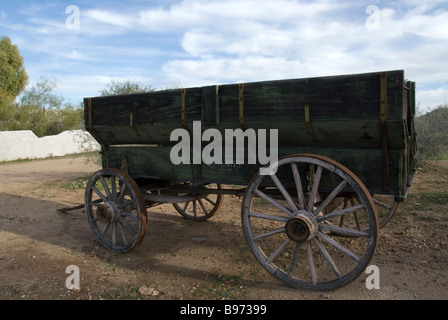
[84,168,147,253]
[242,154,379,291]
[173,183,224,221]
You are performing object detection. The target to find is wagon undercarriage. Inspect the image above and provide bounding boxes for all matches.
[83,153,402,291]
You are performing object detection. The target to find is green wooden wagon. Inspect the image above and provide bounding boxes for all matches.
[83,70,416,290]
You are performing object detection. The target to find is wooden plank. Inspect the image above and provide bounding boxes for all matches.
[201,85,219,124]
[106,145,406,196]
[88,117,406,149]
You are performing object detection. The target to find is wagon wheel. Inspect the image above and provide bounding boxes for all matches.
[241,154,379,291]
[173,183,224,221]
[373,196,400,228]
[338,195,399,230]
[84,168,147,253]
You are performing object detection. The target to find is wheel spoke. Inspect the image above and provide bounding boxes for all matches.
[313,237,342,279]
[373,198,392,210]
[111,222,117,245]
[352,198,361,230]
[120,211,137,220]
[305,242,317,285]
[317,231,361,262]
[253,227,285,241]
[288,243,301,276]
[117,183,127,204]
[270,174,299,212]
[307,165,323,211]
[267,238,290,263]
[291,162,306,210]
[312,180,348,216]
[254,189,293,217]
[248,212,289,223]
[118,216,137,238]
[204,197,216,206]
[193,200,197,217]
[110,176,117,201]
[101,222,111,237]
[374,196,400,228]
[117,220,129,247]
[198,199,208,215]
[99,176,112,200]
[317,203,365,222]
[339,198,350,227]
[117,199,135,210]
[92,186,108,203]
[319,223,370,237]
[183,201,191,212]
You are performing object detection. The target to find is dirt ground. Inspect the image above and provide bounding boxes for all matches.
[0,154,447,301]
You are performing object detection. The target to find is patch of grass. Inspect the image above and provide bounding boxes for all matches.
[103,285,145,300]
[0,152,100,165]
[420,192,448,205]
[61,175,91,190]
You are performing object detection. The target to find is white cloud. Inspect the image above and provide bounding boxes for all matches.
[159,1,447,87]
[66,50,84,60]
[163,56,308,85]
[416,86,448,112]
[135,0,346,33]
[3,0,447,109]
[83,9,136,29]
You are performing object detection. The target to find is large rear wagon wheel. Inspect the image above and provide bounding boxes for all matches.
[84,168,147,253]
[241,154,379,291]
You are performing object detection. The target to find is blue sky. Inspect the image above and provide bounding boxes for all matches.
[1,0,447,113]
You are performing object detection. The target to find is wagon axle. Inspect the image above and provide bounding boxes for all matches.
[96,201,120,224]
[285,211,318,243]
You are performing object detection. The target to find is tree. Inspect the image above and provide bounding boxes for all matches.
[14,78,83,137]
[0,99,17,129]
[0,36,28,103]
[19,78,64,112]
[99,79,155,96]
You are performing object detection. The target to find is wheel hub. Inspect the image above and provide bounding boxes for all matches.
[96,201,119,223]
[285,211,318,243]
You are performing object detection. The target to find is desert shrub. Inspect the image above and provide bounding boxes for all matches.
[414,104,448,163]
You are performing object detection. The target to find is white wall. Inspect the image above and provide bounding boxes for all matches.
[0,130,100,162]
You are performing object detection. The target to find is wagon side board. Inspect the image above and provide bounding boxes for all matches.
[85,69,416,199]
